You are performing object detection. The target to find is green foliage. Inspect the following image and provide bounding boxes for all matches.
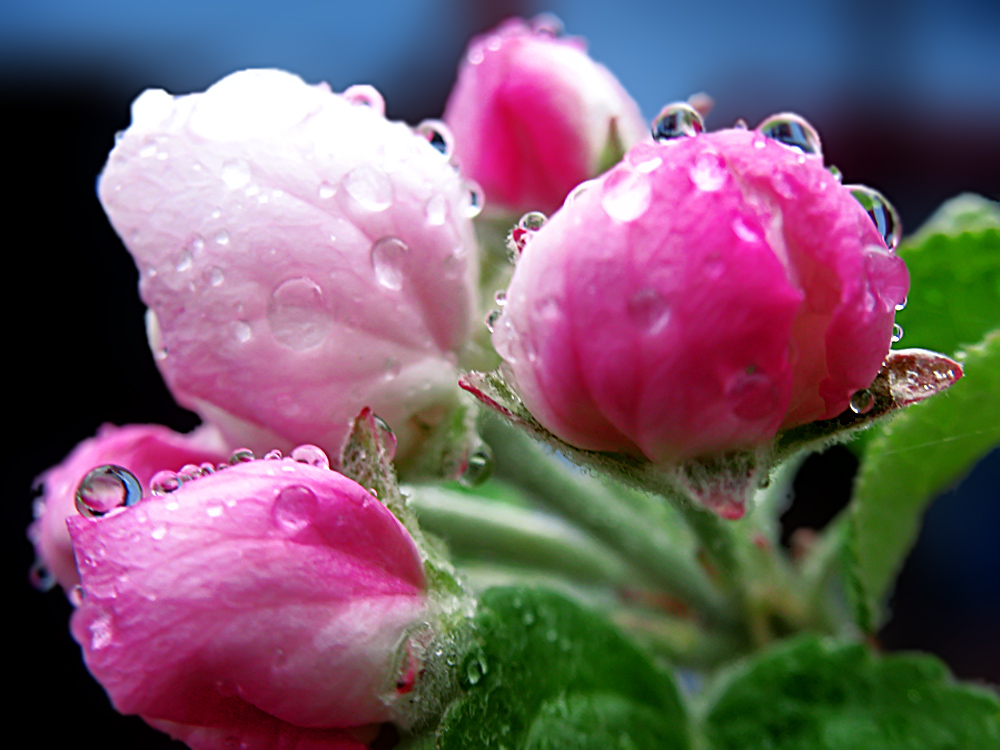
[845,195,1000,629]
[894,193,1000,356]
[703,636,1000,750]
[434,586,691,750]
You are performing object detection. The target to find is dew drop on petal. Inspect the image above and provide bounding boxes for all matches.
[233,320,252,343]
[175,250,193,272]
[150,470,181,495]
[229,448,255,464]
[566,179,596,205]
[828,165,843,182]
[849,388,874,414]
[425,194,447,226]
[651,102,704,141]
[272,484,318,533]
[892,323,904,343]
[318,181,336,199]
[757,113,822,157]
[494,290,507,306]
[689,152,727,192]
[76,465,142,518]
[290,444,330,469]
[214,229,230,247]
[416,119,454,158]
[895,296,908,312]
[221,159,252,189]
[485,309,502,333]
[342,84,386,116]
[344,165,392,212]
[267,277,332,349]
[601,169,651,222]
[463,180,484,217]
[371,237,409,290]
[626,288,671,334]
[849,185,901,251]
[726,371,781,421]
[460,444,494,487]
[264,449,284,460]
[29,561,56,592]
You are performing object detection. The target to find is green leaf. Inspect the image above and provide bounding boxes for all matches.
[435,586,691,750]
[848,332,1000,630]
[703,636,1000,750]
[894,193,1000,356]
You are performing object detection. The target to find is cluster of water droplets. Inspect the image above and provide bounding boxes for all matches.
[72,444,336,522]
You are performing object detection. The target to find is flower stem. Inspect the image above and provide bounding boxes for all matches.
[485,419,735,626]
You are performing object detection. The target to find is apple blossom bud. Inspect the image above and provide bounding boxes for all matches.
[491,114,909,465]
[29,423,227,592]
[443,16,647,217]
[67,454,427,747]
[98,69,480,464]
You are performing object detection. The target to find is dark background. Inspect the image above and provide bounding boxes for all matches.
[4,1,998,747]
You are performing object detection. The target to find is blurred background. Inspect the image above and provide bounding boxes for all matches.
[3,1,997,746]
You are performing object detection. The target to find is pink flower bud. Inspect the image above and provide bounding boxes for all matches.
[67,455,426,748]
[443,17,647,217]
[98,69,480,463]
[492,116,909,464]
[29,423,227,592]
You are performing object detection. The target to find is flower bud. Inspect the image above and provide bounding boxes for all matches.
[29,423,227,591]
[443,16,647,216]
[67,454,427,748]
[491,117,909,464]
[98,69,480,463]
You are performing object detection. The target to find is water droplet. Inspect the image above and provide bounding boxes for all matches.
[416,119,454,158]
[460,444,494,487]
[318,181,336,199]
[214,229,230,246]
[207,505,223,518]
[463,180,484,217]
[892,322,904,343]
[263,449,283,460]
[895,296,908,312]
[290,444,330,469]
[651,102,704,141]
[342,84,385,116]
[373,415,397,461]
[344,165,392,212]
[689,152,727,192]
[485,309,502,333]
[229,448,255,464]
[208,267,224,286]
[601,169,651,222]
[508,211,548,256]
[28,561,56,592]
[151,525,167,540]
[68,584,85,605]
[200,462,216,475]
[267,277,332,349]
[531,13,564,36]
[272,484,318,533]
[849,185,901,251]
[828,165,843,182]
[175,250,193,272]
[733,118,749,130]
[150,470,180,495]
[425,194,448,226]
[233,320,252,343]
[849,388,874,414]
[566,179,596,205]
[461,650,488,688]
[494,290,507,306]
[177,463,203,481]
[221,159,252,189]
[75,465,142,518]
[726,371,780,421]
[370,237,409,290]
[626,288,671,334]
[757,113,822,157]
[518,211,547,232]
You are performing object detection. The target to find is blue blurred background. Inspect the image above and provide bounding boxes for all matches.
[4,1,997,746]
